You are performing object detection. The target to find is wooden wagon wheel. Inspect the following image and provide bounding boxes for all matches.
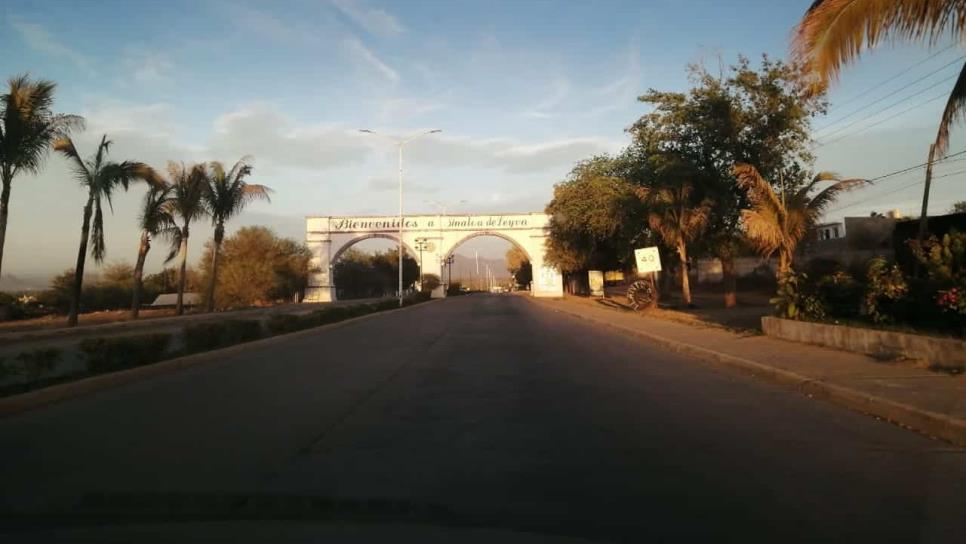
[626,278,656,310]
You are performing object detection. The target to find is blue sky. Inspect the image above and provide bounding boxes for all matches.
[1,0,964,284]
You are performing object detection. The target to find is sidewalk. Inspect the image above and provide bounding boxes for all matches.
[528,295,966,446]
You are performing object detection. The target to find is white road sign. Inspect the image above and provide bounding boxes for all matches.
[634,247,662,274]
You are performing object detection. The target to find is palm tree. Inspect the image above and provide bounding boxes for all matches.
[0,74,83,277]
[640,181,712,307]
[54,135,158,326]
[793,1,966,236]
[733,163,866,278]
[166,162,208,315]
[202,157,270,311]
[131,181,177,318]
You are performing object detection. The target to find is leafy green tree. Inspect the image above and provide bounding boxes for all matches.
[54,135,158,326]
[420,273,441,293]
[199,226,309,309]
[333,247,419,299]
[0,74,83,277]
[506,246,532,287]
[545,156,646,274]
[131,182,177,318]
[165,162,208,315]
[629,56,825,307]
[202,158,271,312]
[951,201,966,214]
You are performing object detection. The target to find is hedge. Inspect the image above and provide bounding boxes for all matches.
[79,333,172,374]
[182,319,263,353]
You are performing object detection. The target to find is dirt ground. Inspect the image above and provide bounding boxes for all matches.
[599,282,773,332]
[0,308,183,333]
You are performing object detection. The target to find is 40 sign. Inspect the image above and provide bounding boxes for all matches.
[634,247,662,275]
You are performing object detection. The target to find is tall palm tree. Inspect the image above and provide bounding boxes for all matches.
[54,135,158,326]
[639,181,712,307]
[202,157,270,311]
[131,181,177,318]
[0,74,83,277]
[733,163,866,278]
[166,162,208,315]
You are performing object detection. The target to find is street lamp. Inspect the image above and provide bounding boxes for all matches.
[360,128,442,307]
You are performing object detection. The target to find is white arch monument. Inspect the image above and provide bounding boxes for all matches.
[304,212,564,301]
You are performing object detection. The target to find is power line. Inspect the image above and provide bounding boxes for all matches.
[817,91,949,147]
[817,73,958,142]
[865,149,966,182]
[827,167,966,214]
[828,43,957,110]
[816,52,966,133]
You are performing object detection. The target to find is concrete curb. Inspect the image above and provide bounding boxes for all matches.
[526,297,966,447]
[0,299,439,418]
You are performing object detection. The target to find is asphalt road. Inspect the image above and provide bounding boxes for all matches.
[1,294,964,542]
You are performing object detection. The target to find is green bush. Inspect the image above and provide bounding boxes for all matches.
[865,257,908,324]
[183,319,263,353]
[80,333,171,374]
[815,271,862,318]
[266,314,306,335]
[0,348,63,381]
[771,271,825,321]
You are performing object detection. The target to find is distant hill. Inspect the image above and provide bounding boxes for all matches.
[0,273,52,293]
[445,253,511,288]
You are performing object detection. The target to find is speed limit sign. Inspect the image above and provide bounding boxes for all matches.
[634,247,662,274]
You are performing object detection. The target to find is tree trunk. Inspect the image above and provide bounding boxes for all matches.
[68,195,94,327]
[778,250,790,279]
[0,170,11,279]
[721,254,737,309]
[131,230,150,319]
[175,224,189,316]
[678,242,692,306]
[205,223,224,312]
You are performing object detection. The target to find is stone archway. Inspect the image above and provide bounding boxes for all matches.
[304,213,563,302]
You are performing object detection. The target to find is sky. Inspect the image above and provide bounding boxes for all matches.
[1,0,964,287]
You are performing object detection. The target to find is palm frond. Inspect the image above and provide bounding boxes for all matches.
[52,136,91,181]
[807,177,868,213]
[740,209,783,257]
[733,163,782,213]
[935,60,966,157]
[90,199,106,262]
[793,0,966,90]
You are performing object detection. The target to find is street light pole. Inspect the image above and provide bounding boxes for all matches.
[360,128,441,307]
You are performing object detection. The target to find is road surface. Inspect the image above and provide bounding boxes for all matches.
[1,294,964,541]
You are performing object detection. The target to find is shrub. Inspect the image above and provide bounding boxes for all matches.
[80,333,171,374]
[815,271,862,318]
[864,257,908,324]
[805,258,844,279]
[771,271,825,321]
[266,314,306,335]
[183,319,263,353]
[1,348,63,381]
[908,231,966,285]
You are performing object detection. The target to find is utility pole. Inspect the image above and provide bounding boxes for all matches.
[359,128,441,306]
[918,144,937,241]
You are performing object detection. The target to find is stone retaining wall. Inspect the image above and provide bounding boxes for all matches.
[761,316,965,370]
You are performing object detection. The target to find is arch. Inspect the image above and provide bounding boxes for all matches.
[442,230,533,262]
[330,233,419,265]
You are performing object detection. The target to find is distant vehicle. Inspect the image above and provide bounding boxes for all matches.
[490,286,506,294]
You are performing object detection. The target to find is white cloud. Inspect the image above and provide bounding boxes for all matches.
[523,77,570,119]
[209,104,371,171]
[331,0,405,37]
[367,176,436,194]
[120,50,174,86]
[378,97,445,123]
[343,36,400,83]
[10,18,91,72]
[403,135,618,174]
